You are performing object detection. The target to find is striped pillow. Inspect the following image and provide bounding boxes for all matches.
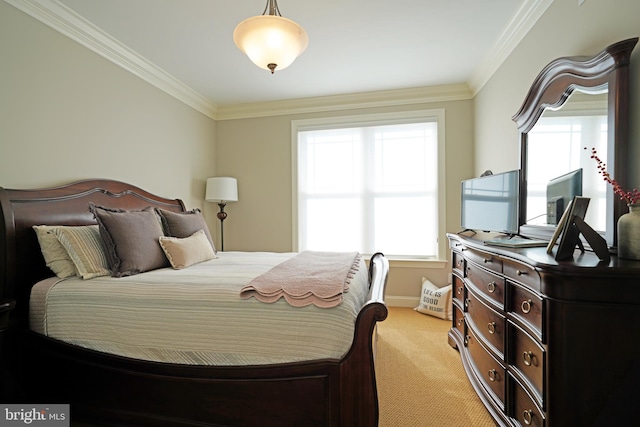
[55,225,111,280]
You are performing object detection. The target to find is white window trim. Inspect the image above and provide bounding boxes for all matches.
[291,109,447,261]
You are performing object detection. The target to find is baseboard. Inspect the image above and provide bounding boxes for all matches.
[385,295,419,308]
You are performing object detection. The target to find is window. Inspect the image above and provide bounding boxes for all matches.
[292,111,445,259]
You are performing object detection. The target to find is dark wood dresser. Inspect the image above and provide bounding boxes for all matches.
[447,232,640,426]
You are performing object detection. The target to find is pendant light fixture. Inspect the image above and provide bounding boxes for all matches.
[233,0,308,74]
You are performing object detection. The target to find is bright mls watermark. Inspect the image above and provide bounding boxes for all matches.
[1,405,69,426]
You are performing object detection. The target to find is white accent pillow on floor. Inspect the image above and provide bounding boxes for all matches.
[415,278,452,320]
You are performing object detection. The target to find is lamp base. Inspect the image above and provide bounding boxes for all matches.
[217,203,228,222]
[217,203,227,251]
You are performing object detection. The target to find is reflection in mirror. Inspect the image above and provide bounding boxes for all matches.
[526,90,608,231]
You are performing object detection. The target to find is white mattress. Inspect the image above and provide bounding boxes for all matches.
[29,252,369,365]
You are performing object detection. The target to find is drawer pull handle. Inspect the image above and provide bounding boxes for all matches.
[457,318,464,326]
[523,351,534,366]
[521,299,532,314]
[487,281,496,293]
[488,369,498,382]
[516,269,527,276]
[457,286,463,295]
[464,335,470,346]
[523,409,533,425]
[465,298,470,308]
[487,322,496,334]
[483,258,491,264]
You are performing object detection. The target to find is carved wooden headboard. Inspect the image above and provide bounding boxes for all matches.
[0,179,185,325]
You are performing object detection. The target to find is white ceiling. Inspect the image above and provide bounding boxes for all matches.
[10,0,549,116]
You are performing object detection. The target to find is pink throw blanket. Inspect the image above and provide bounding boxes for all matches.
[239,251,361,308]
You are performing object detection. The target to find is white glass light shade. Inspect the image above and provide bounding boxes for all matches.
[205,177,238,202]
[233,15,308,73]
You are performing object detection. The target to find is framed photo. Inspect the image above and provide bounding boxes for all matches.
[546,198,573,254]
[555,196,590,260]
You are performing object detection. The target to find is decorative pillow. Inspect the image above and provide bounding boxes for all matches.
[159,229,217,269]
[33,225,78,278]
[155,208,216,253]
[414,278,452,320]
[90,204,168,277]
[54,225,111,280]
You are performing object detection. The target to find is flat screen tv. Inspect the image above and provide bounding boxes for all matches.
[546,168,583,225]
[461,170,520,235]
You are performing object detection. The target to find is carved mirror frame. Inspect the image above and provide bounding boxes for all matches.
[513,38,638,248]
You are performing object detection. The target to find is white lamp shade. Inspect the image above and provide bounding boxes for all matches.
[205,177,238,202]
[233,15,308,72]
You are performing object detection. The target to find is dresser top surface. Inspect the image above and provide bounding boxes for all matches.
[448,232,640,280]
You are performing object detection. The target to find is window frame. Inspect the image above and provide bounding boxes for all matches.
[291,109,447,260]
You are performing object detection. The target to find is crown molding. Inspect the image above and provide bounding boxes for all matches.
[467,0,554,95]
[6,0,549,120]
[5,0,218,120]
[215,84,473,120]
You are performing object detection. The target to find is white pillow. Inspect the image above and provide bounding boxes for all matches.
[414,278,452,320]
[33,225,77,278]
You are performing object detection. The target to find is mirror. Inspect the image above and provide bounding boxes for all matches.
[526,90,608,231]
[513,38,638,248]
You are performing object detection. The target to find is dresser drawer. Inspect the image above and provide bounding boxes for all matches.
[463,246,503,274]
[509,282,543,340]
[466,326,505,408]
[452,249,465,276]
[466,287,505,358]
[510,375,545,427]
[504,258,541,292]
[453,304,465,337]
[466,261,505,309]
[452,273,465,306]
[508,321,545,406]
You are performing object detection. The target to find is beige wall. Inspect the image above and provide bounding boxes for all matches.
[4,0,638,305]
[0,1,216,211]
[216,101,474,303]
[475,0,640,178]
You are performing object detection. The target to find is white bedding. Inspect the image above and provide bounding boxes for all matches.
[29,252,370,365]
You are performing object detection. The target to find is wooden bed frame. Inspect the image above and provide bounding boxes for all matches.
[0,179,389,427]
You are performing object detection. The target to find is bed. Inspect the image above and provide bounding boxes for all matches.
[0,179,389,427]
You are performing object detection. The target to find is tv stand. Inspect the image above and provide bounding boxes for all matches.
[447,232,640,426]
[457,229,477,235]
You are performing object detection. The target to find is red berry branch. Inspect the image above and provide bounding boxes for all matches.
[586,147,640,205]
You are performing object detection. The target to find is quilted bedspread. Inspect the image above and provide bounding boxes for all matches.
[29,251,369,365]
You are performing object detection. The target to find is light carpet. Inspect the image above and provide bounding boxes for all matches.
[376,306,497,427]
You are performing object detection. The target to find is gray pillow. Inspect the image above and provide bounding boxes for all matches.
[155,208,216,253]
[90,203,168,277]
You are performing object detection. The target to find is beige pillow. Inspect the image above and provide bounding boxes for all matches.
[414,278,452,320]
[159,230,217,269]
[33,225,78,278]
[54,225,111,280]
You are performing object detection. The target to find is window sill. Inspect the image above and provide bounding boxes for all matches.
[364,256,448,269]
[389,258,448,269]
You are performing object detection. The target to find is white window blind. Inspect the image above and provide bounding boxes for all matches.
[295,118,440,258]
